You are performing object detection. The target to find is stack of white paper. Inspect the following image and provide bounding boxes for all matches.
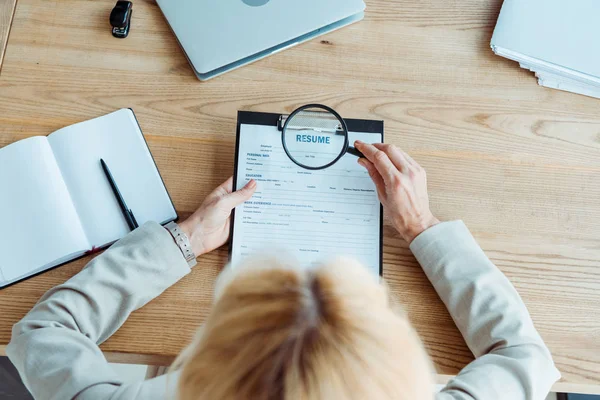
[491,0,600,99]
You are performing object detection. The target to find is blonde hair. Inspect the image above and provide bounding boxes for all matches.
[174,256,434,400]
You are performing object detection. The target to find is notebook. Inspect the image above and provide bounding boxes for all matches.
[491,0,600,99]
[230,111,383,277]
[0,109,177,288]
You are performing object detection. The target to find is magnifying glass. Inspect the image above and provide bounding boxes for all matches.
[281,104,363,170]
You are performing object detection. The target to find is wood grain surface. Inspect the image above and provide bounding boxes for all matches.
[0,0,17,71]
[0,0,599,394]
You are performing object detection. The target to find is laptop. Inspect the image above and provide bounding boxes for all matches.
[156,0,366,81]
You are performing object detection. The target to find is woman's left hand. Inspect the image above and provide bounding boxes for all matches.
[179,177,257,257]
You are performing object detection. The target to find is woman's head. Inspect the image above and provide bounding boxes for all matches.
[176,256,434,400]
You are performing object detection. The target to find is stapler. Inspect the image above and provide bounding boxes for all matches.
[110,1,133,38]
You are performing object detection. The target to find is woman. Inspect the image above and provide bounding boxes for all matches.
[7,142,560,400]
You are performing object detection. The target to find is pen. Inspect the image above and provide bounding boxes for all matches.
[100,158,139,231]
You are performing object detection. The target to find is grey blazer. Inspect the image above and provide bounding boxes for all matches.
[7,221,560,399]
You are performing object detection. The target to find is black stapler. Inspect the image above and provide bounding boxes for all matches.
[110,1,133,39]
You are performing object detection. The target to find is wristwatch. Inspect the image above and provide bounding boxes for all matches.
[164,222,197,267]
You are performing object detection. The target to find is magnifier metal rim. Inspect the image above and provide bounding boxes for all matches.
[281,103,349,171]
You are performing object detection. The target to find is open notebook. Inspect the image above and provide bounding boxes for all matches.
[0,109,177,288]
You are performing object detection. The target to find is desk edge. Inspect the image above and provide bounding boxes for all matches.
[1,345,598,394]
[436,374,600,396]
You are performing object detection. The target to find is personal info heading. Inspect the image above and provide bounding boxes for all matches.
[296,135,331,144]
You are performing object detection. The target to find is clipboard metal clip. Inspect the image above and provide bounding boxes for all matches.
[277,114,288,131]
[277,112,344,133]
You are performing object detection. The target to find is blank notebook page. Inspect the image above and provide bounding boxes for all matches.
[48,109,177,247]
[0,138,89,282]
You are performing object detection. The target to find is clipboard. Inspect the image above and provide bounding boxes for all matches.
[230,111,384,276]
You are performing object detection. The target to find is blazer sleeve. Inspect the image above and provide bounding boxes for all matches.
[409,221,561,400]
[7,221,191,400]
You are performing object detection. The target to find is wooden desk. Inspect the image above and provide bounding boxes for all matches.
[1,0,599,394]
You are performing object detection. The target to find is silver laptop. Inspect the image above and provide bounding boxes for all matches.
[156,0,366,81]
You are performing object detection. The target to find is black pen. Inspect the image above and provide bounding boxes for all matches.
[100,159,139,231]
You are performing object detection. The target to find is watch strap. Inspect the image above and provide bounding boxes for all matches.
[164,222,197,268]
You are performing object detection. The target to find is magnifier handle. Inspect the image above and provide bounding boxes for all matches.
[347,146,364,158]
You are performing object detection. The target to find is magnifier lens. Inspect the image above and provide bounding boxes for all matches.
[283,107,347,169]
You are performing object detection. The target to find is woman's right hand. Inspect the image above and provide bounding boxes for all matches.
[354,141,439,244]
[179,177,256,257]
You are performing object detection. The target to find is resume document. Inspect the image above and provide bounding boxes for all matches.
[231,123,383,276]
